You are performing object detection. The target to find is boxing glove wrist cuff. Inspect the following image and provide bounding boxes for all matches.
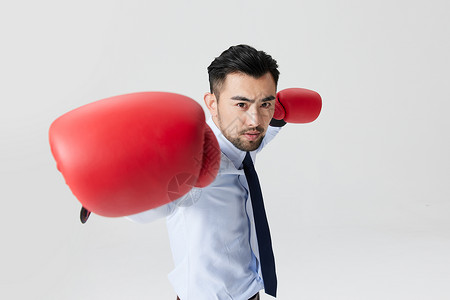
[269,118,287,127]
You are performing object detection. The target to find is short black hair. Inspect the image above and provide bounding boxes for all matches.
[207,44,280,98]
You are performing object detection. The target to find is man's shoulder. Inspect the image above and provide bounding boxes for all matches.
[256,125,283,153]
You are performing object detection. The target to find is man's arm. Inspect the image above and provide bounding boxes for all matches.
[125,187,202,223]
[125,202,176,223]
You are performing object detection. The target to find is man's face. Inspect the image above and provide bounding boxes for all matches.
[205,72,276,151]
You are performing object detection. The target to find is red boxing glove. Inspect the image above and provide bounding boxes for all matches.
[49,92,220,219]
[272,88,322,124]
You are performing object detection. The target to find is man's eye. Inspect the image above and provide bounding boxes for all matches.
[261,102,271,108]
[237,103,246,108]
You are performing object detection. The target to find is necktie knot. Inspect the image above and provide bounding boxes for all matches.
[242,152,254,170]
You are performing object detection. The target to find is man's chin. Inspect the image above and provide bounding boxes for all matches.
[231,136,264,152]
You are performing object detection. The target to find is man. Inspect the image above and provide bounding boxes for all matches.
[50,42,321,299]
[128,44,282,299]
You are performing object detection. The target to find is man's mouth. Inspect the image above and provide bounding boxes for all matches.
[242,130,262,141]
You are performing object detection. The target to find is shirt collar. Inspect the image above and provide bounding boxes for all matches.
[207,117,257,169]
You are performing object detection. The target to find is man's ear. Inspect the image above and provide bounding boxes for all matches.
[204,92,218,118]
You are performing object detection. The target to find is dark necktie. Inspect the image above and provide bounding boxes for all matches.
[242,151,277,297]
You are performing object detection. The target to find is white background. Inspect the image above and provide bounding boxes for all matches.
[1,0,449,299]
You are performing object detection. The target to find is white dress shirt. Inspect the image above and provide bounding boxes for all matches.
[127,118,281,300]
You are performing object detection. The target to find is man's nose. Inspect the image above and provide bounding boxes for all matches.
[245,107,261,128]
